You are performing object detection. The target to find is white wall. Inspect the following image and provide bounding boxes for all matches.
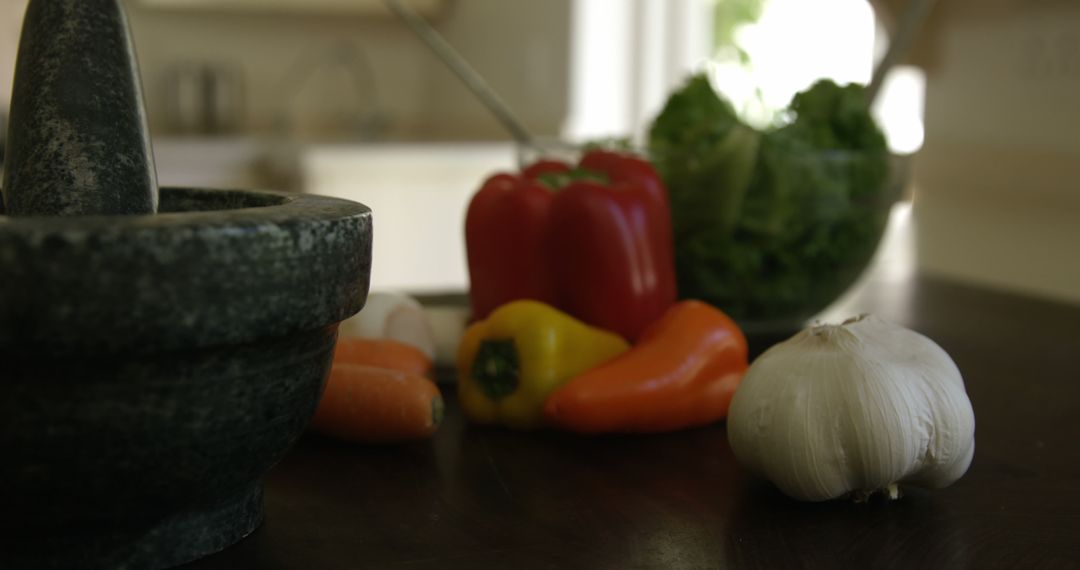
[0,0,572,141]
[0,0,24,111]
[120,0,571,140]
[911,0,1080,304]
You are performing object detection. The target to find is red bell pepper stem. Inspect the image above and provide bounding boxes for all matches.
[464,149,677,340]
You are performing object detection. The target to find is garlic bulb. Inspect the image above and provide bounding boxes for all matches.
[727,314,975,502]
[339,291,436,360]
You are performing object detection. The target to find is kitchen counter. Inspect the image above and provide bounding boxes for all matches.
[184,274,1080,569]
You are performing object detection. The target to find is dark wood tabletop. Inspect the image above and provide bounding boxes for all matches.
[185,274,1080,569]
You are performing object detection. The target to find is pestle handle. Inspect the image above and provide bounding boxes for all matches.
[1,0,158,216]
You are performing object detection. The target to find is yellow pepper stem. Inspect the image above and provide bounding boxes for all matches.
[472,339,520,400]
[456,299,631,428]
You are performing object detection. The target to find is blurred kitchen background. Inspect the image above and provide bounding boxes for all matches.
[0,0,1077,306]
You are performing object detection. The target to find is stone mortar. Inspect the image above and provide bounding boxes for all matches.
[0,188,372,569]
[0,0,375,567]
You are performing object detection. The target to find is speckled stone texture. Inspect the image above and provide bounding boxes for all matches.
[0,188,372,353]
[0,188,372,569]
[1,0,157,216]
[1,0,375,566]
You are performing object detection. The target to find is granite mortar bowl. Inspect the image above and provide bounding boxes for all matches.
[0,187,372,569]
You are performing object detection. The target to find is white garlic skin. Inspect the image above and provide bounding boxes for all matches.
[727,315,975,502]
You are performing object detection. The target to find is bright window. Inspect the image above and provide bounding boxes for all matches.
[564,0,925,154]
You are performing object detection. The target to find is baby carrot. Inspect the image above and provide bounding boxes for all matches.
[333,337,433,377]
[310,363,444,443]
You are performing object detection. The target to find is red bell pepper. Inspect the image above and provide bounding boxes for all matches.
[464,172,558,319]
[464,149,677,341]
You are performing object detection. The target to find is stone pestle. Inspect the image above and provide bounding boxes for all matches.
[1,0,158,216]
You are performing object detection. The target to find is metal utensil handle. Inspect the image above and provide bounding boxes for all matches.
[385,0,533,145]
[866,0,939,105]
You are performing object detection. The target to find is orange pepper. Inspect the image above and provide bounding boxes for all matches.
[543,300,748,434]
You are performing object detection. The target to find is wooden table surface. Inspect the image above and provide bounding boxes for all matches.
[185,275,1080,569]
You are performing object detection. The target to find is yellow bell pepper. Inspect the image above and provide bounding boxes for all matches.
[457,300,629,429]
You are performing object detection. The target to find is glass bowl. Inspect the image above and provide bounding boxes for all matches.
[652,145,907,335]
[518,139,906,336]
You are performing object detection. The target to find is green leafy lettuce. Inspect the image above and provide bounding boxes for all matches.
[648,75,892,326]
